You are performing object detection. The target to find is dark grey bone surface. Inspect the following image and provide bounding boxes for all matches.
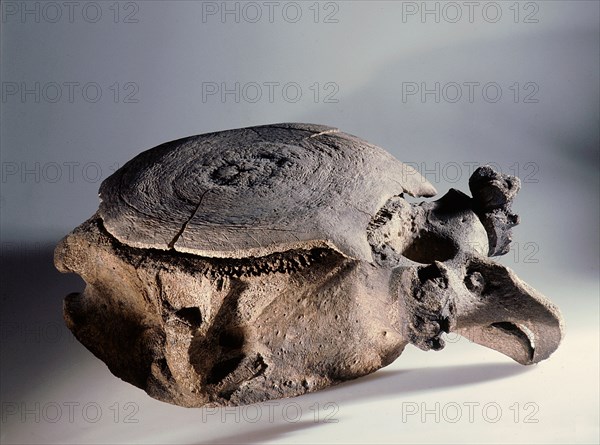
[54,123,564,407]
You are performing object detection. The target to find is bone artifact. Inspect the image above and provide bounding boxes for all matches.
[55,123,564,407]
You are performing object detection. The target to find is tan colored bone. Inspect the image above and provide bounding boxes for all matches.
[55,123,564,407]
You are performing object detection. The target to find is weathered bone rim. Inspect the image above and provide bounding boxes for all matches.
[98,123,437,261]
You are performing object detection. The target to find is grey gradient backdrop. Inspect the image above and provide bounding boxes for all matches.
[1,1,598,444]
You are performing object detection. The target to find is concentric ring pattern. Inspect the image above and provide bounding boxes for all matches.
[99,123,436,260]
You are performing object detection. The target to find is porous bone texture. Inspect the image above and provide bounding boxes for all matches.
[99,123,436,261]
